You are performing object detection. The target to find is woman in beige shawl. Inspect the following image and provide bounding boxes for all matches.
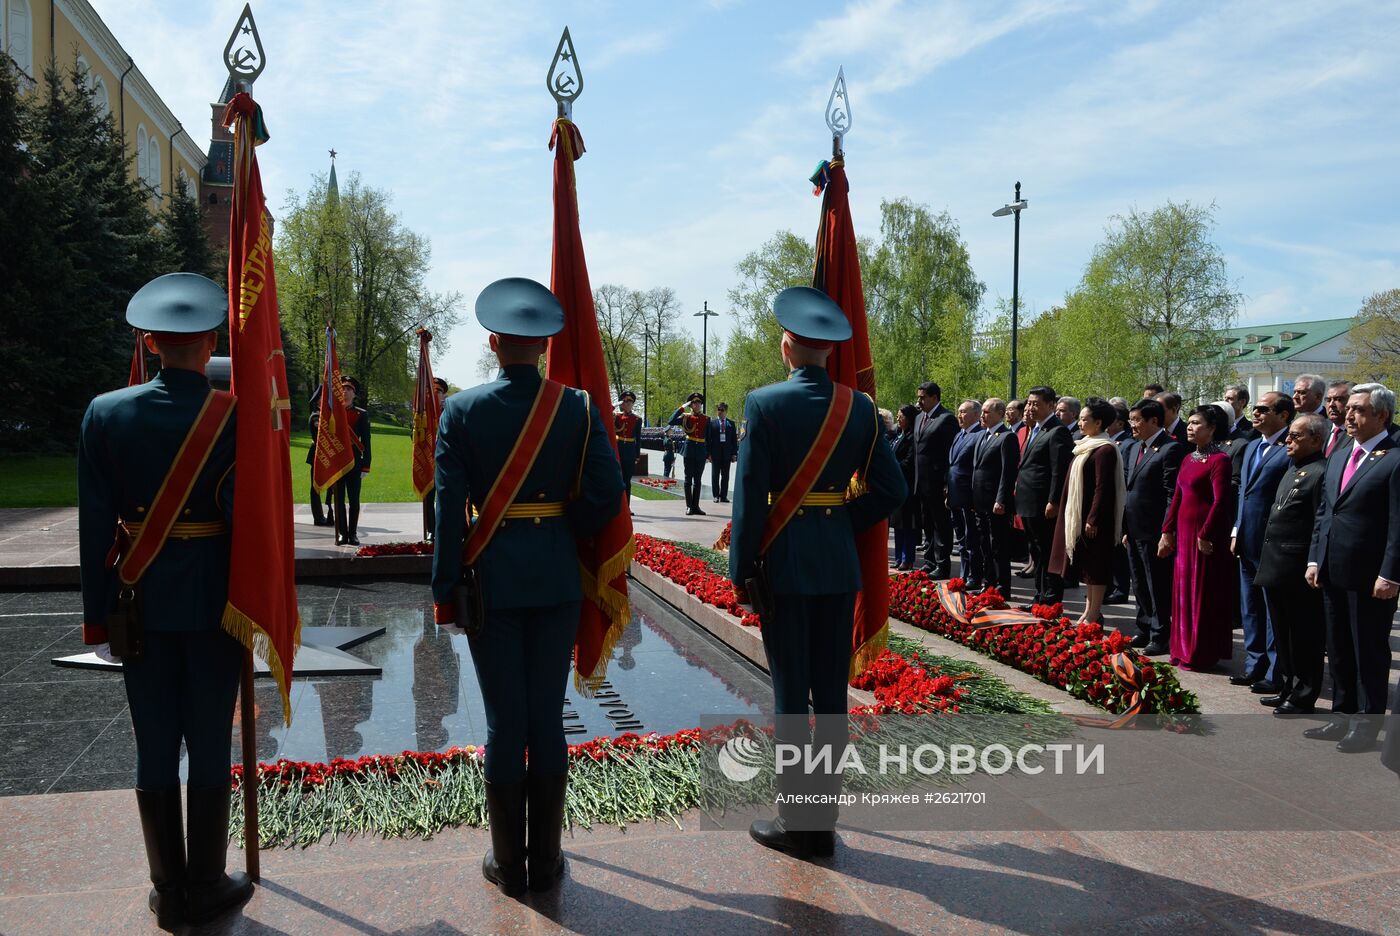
[1049,397,1127,624]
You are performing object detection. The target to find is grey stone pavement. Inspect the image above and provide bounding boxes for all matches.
[3,483,1400,933]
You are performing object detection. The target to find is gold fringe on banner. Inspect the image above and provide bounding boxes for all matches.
[221,602,302,726]
[849,621,889,680]
[573,537,636,695]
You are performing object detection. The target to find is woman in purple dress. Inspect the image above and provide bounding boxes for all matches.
[1157,404,1235,670]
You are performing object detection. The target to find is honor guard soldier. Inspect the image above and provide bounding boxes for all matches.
[332,374,372,545]
[305,395,333,527]
[78,273,254,929]
[615,390,641,508]
[669,391,710,514]
[431,277,624,895]
[728,286,906,858]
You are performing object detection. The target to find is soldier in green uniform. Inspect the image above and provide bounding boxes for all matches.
[78,273,254,929]
[669,392,709,514]
[333,375,372,545]
[431,277,624,895]
[729,286,906,859]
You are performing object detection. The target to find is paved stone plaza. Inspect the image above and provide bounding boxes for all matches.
[1,493,1398,934]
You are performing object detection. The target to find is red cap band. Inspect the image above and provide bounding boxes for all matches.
[149,330,214,346]
[785,331,833,350]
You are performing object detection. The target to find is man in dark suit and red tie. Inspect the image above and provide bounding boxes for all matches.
[1014,386,1073,606]
[1323,379,1354,458]
[706,402,739,503]
[913,381,958,578]
[1121,398,1189,654]
[972,398,1020,597]
[1305,382,1400,753]
[946,399,985,587]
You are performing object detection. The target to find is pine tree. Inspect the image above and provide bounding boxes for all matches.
[8,60,165,450]
[159,174,218,280]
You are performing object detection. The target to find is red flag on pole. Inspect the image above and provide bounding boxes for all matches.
[810,157,888,677]
[410,329,440,500]
[220,91,300,720]
[311,326,356,494]
[127,328,147,386]
[546,118,634,690]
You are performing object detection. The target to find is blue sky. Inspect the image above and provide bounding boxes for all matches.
[96,0,1400,388]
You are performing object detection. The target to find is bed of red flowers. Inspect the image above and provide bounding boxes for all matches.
[635,477,679,490]
[887,572,1199,715]
[634,534,762,627]
[354,541,432,558]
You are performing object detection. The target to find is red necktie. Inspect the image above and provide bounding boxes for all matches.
[1326,426,1341,457]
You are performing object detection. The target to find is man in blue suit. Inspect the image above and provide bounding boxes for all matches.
[78,273,253,928]
[946,399,985,587]
[729,287,906,859]
[706,402,739,503]
[1230,391,1295,692]
[432,278,624,894]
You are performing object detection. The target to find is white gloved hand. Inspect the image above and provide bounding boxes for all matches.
[94,642,120,664]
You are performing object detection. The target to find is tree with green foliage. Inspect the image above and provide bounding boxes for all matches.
[0,59,165,452]
[1344,289,1400,387]
[1069,201,1240,401]
[159,174,218,281]
[719,231,814,412]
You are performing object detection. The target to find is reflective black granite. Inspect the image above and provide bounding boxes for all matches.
[0,578,769,794]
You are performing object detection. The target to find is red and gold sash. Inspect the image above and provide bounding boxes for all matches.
[758,383,854,554]
[115,389,236,586]
[461,380,566,567]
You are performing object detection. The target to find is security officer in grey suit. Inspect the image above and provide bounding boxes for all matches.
[432,278,624,894]
[78,273,253,929]
[729,286,906,859]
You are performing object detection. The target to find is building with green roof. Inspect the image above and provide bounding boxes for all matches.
[1215,317,1356,399]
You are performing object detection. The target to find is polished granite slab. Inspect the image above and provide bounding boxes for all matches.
[0,578,768,794]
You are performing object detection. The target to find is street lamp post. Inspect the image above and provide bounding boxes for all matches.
[641,327,651,426]
[694,301,719,407]
[992,181,1028,400]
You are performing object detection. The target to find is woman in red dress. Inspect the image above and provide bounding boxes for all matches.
[1158,404,1235,670]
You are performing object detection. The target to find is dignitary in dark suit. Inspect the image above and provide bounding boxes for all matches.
[890,404,922,570]
[913,381,958,576]
[1224,384,1257,441]
[946,400,985,586]
[1122,398,1189,653]
[78,273,252,928]
[1158,391,1188,445]
[706,402,739,502]
[730,287,905,858]
[669,393,710,515]
[1292,373,1327,418]
[1105,402,1133,603]
[332,375,372,546]
[1323,379,1354,457]
[1305,382,1400,752]
[1255,414,1328,714]
[973,398,1020,597]
[1014,386,1073,605]
[432,278,624,893]
[1229,391,1295,691]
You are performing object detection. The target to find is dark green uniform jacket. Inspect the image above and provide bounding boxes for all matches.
[78,368,236,642]
[430,365,624,611]
[729,366,906,596]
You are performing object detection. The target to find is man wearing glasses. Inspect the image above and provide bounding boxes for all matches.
[1230,392,1296,693]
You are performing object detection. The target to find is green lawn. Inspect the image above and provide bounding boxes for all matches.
[629,482,679,501]
[0,423,423,509]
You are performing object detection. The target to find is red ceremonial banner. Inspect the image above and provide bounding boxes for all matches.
[127,328,147,387]
[311,327,356,494]
[546,118,634,691]
[411,329,440,500]
[811,158,889,678]
[221,92,300,722]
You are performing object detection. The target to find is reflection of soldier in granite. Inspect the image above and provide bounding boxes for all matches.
[413,608,460,751]
[314,680,372,760]
[614,617,643,671]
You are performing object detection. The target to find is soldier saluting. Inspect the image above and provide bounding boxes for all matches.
[669,391,709,515]
[614,389,641,510]
[78,273,254,929]
[729,286,906,858]
[431,278,624,895]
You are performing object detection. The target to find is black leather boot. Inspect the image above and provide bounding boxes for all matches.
[749,816,814,857]
[135,788,186,931]
[526,771,568,891]
[347,504,361,546]
[482,780,527,896]
[185,786,253,925]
